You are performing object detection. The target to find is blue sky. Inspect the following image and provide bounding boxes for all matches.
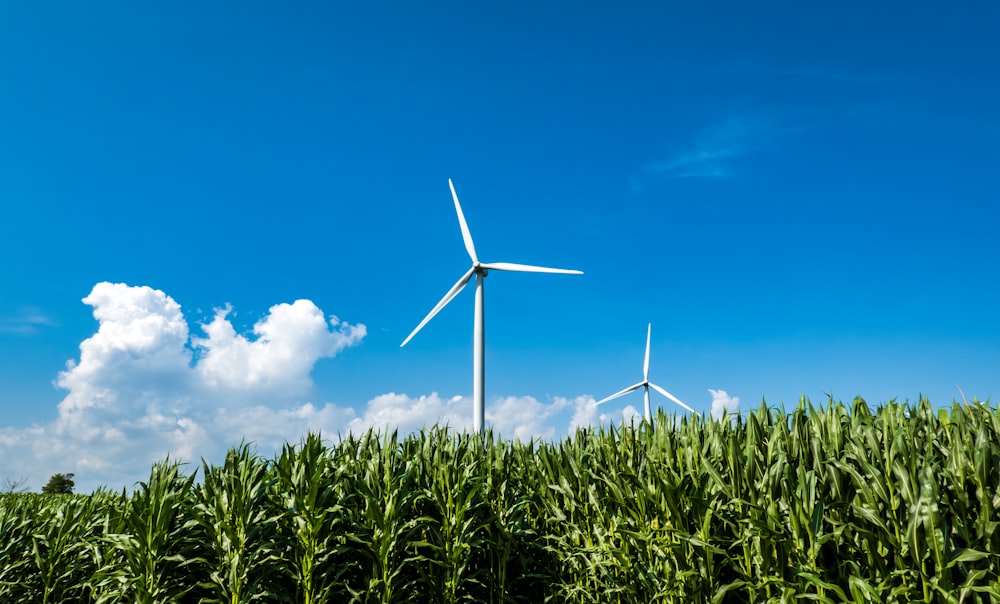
[2,2,998,491]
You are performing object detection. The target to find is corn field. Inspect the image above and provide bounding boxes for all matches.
[1,398,999,602]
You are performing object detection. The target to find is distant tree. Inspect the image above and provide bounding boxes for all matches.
[2,476,30,493]
[41,473,75,494]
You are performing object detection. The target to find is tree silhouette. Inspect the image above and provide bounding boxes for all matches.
[41,473,75,494]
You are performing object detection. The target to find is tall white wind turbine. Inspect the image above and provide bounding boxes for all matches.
[594,323,696,422]
[401,179,583,434]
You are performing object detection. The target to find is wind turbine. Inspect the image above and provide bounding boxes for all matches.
[594,323,696,421]
[400,179,583,434]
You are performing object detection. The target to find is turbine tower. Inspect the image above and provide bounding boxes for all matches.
[401,179,583,433]
[594,323,695,421]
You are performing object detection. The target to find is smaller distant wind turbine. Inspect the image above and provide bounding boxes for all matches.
[594,323,695,421]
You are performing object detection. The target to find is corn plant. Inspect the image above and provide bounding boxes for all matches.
[479,434,548,603]
[190,442,281,603]
[90,460,200,604]
[271,432,357,603]
[343,429,430,603]
[31,493,106,603]
[412,428,493,602]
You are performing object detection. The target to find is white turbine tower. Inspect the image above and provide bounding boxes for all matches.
[401,179,583,434]
[595,323,696,421]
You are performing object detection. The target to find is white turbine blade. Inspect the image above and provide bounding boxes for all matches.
[594,382,644,406]
[449,179,478,264]
[643,323,651,381]
[649,382,696,414]
[400,267,475,347]
[480,262,583,275]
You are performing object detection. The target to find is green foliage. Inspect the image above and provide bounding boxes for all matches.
[0,492,113,602]
[190,442,280,602]
[271,432,354,603]
[2,399,1000,602]
[41,473,75,495]
[89,460,200,603]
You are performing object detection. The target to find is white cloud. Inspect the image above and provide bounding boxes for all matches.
[56,283,192,418]
[345,393,581,442]
[213,403,358,452]
[565,396,653,434]
[487,395,569,441]
[0,282,366,493]
[620,404,643,425]
[194,300,365,399]
[567,395,598,433]
[348,393,471,435]
[709,389,740,418]
[0,282,679,493]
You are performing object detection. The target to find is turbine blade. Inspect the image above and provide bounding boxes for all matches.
[400,267,475,347]
[594,382,644,406]
[480,262,583,275]
[649,382,696,414]
[643,323,651,381]
[449,179,478,264]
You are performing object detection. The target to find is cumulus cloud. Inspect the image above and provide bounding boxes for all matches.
[566,396,659,435]
[348,393,471,435]
[709,389,740,418]
[194,301,365,399]
[56,283,192,420]
[620,404,643,425]
[0,282,662,493]
[0,282,366,492]
[212,403,358,452]
[567,395,598,433]
[487,395,570,441]
[345,393,584,442]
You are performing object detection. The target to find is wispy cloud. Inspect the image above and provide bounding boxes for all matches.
[632,116,798,188]
[0,307,56,335]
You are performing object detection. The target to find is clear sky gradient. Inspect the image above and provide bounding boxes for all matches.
[2,2,998,491]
